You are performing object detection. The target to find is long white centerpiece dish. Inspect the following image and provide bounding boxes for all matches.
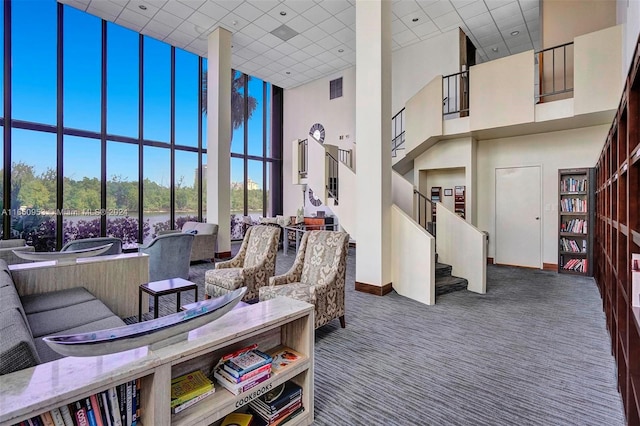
[43,287,247,357]
[12,243,114,265]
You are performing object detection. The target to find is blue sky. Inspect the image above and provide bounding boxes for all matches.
[9,0,268,189]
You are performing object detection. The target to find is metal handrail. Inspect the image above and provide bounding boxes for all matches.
[414,189,436,236]
[536,42,574,100]
[391,108,405,157]
[298,139,308,178]
[338,148,352,168]
[326,152,339,201]
[442,70,469,117]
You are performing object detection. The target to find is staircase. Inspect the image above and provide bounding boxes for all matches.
[435,254,468,296]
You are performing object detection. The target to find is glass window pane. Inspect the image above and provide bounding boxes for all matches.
[202,153,207,218]
[247,160,263,219]
[266,161,273,218]
[144,146,170,242]
[175,49,198,147]
[175,150,198,228]
[63,136,101,244]
[11,129,57,251]
[107,23,139,138]
[202,59,207,150]
[64,7,101,131]
[143,37,170,142]
[230,157,244,239]
[231,71,245,154]
[12,0,57,124]
[107,141,141,247]
[247,77,263,156]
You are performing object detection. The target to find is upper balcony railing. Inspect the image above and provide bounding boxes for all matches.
[298,139,308,179]
[443,70,469,117]
[414,189,436,236]
[536,42,574,101]
[391,108,405,158]
[326,152,339,202]
[338,148,353,169]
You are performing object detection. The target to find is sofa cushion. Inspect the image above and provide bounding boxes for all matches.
[28,300,116,338]
[205,268,245,290]
[21,287,96,315]
[34,316,126,363]
[259,282,314,304]
[0,260,13,288]
[0,309,40,375]
[0,239,28,249]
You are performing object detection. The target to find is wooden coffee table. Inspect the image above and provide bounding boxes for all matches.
[138,278,198,322]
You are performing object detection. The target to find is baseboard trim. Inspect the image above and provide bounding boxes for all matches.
[355,281,393,296]
[487,257,495,265]
[215,251,232,259]
[543,263,558,272]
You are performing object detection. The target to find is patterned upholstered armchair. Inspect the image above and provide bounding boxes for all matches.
[205,225,280,302]
[259,230,349,329]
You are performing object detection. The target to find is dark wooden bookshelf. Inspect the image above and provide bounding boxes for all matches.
[558,168,594,276]
[594,36,640,426]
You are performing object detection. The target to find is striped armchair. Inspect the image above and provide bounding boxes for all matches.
[205,225,280,302]
[259,230,349,329]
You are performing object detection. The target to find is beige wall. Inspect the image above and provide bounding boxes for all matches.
[469,51,535,131]
[542,0,616,48]
[476,125,609,266]
[574,25,624,115]
[392,170,415,217]
[617,0,640,78]
[405,76,443,153]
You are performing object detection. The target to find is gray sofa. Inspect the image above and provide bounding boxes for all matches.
[0,239,35,265]
[138,233,194,282]
[159,221,218,262]
[0,259,124,375]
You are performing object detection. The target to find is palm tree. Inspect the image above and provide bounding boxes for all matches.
[201,70,257,136]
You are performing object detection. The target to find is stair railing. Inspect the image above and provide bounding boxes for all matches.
[536,41,574,101]
[326,152,339,202]
[442,70,469,117]
[338,148,353,169]
[414,189,436,236]
[298,139,308,178]
[391,108,405,158]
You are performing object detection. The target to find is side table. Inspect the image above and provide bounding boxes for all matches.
[139,277,198,322]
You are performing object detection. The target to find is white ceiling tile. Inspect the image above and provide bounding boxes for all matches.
[262,48,285,61]
[264,61,287,73]
[315,50,337,63]
[316,17,345,34]
[253,13,281,31]
[495,14,524,30]
[215,0,243,12]
[392,19,409,35]
[523,7,539,22]
[450,0,479,7]
[302,43,324,56]
[301,5,332,23]
[178,0,207,10]
[490,2,522,21]
[476,32,504,46]
[301,26,327,42]
[273,42,298,55]
[394,29,419,45]
[87,1,123,16]
[412,20,439,37]
[484,0,512,10]
[259,32,284,48]
[166,29,193,47]
[231,56,246,68]
[188,37,209,51]
[423,1,454,18]
[318,0,350,15]
[291,62,311,73]
[152,10,182,28]
[116,17,145,32]
[143,20,175,38]
[392,0,421,18]
[219,13,251,31]
[287,15,315,33]
[434,11,462,30]
[162,1,195,19]
[303,56,324,68]
[465,12,493,28]
[519,0,539,11]
[277,55,297,67]
[177,20,202,37]
[240,23,268,39]
[251,54,274,67]
[246,0,278,12]
[287,34,314,49]
[315,35,341,50]
[141,26,165,41]
[334,6,355,26]
[126,1,162,16]
[198,1,230,20]
[246,40,271,54]
[234,47,258,60]
[108,0,127,6]
[285,0,316,14]
[186,11,217,31]
[510,43,532,54]
[400,11,428,27]
[62,0,89,11]
[289,49,312,62]
[233,2,264,22]
[333,26,355,43]
[470,22,499,38]
[86,6,117,21]
[501,24,527,38]
[267,4,296,23]
[345,38,356,50]
[457,0,489,19]
[304,68,323,79]
[119,8,152,27]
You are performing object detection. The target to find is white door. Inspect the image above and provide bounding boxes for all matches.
[495,166,542,268]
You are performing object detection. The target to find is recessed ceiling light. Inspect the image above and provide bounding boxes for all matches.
[491,47,499,52]
[338,49,344,53]
[139,5,147,10]
[412,18,419,22]
[286,71,291,75]
[280,11,287,16]
[510,30,520,36]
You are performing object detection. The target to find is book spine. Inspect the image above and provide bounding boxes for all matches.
[252,389,302,413]
[39,411,55,426]
[50,408,66,426]
[84,398,98,426]
[171,388,216,414]
[125,382,133,426]
[131,381,137,426]
[100,392,112,426]
[107,388,123,426]
[135,379,141,425]
[59,405,74,426]
[30,417,44,426]
[90,394,104,426]
[117,384,127,426]
[73,401,89,426]
[171,383,214,407]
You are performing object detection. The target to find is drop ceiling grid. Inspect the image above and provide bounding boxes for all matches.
[58,0,540,89]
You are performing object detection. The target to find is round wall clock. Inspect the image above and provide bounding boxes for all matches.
[308,188,322,207]
[309,123,325,144]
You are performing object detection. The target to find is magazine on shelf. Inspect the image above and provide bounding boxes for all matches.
[268,346,303,374]
[170,370,214,408]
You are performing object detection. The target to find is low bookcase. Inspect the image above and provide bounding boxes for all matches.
[0,297,315,426]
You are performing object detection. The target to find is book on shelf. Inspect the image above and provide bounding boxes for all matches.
[59,405,75,426]
[107,387,122,426]
[248,381,302,415]
[171,387,216,414]
[170,370,214,408]
[560,177,587,193]
[49,407,66,426]
[268,346,303,375]
[220,412,253,426]
[222,348,272,379]
[213,367,271,395]
[39,411,55,426]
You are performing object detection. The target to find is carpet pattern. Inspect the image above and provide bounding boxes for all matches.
[137,246,625,425]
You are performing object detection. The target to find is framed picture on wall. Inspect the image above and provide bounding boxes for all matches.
[444,189,453,196]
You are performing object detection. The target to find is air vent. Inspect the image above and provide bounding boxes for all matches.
[330,77,343,100]
[270,24,299,42]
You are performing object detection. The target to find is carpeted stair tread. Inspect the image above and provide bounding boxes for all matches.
[435,274,468,296]
[435,262,452,277]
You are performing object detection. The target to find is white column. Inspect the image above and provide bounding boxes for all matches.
[355,0,393,291]
[206,28,232,256]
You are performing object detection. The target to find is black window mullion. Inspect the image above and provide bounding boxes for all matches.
[262,81,267,217]
[100,19,107,237]
[243,73,248,216]
[138,34,144,244]
[170,47,175,229]
[3,0,12,239]
[197,56,203,223]
[55,2,63,250]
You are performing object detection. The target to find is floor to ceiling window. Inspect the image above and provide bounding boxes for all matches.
[3,0,282,250]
